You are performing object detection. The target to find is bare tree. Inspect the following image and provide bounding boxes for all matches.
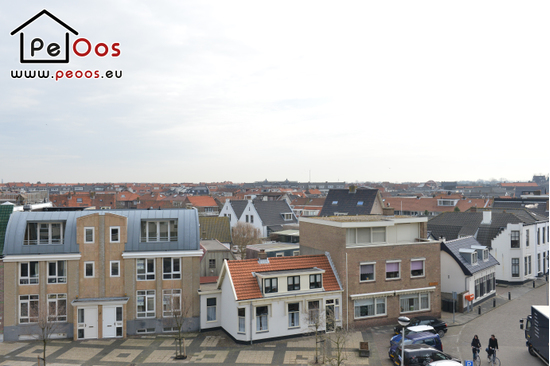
[231,222,262,259]
[163,291,193,359]
[304,301,326,364]
[35,297,66,366]
[324,307,349,366]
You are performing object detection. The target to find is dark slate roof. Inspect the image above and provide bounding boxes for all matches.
[253,200,298,226]
[199,216,231,243]
[428,211,531,248]
[230,200,248,219]
[0,204,15,253]
[319,188,379,217]
[441,236,499,276]
[492,198,549,219]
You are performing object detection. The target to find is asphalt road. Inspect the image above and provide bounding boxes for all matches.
[372,284,548,366]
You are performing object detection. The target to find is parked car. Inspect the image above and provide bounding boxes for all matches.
[389,332,443,361]
[390,325,436,347]
[394,316,448,338]
[426,361,462,366]
[389,344,459,366]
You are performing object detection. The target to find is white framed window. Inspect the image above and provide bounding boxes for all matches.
[84,262,95,278]
[20,261,39,285]
[19,294,39,323]
[512,258,520,277]
[140,220,178,242]
[47,293,67,322]
[163,258,181,279]
[346,227,386,245]
[288,303,300,328]
[354,297,386,318]
[137,258,155,280]
[293,250,300,256]
[483,249,489,261]
[110,226,120,243]
[256,306,269,331]
[276,252,284,257]
[137,290,155,318]
[307,300,320,325]
[400,293,430,313]
[385,261,401,280]
[287,276,300,291]
[84,227,94,243]
[162,289,181,317]
[410,259,425,277]
[47,261,67,284]
[238,308,246,333]
[283,213,294,220]
[526,229,530,247]
[326,298,340,322]
[110,261,120,277]
[24,222,64,245]
[207,298,217,321]
[360,262,375,282]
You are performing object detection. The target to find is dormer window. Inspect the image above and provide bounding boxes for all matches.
[471,253,478,265]
[24,222,64,245]
[264,278,278,293]
[309,274,322,289]
[282,213,293,221]
[483,249,489,261]
[140,220,178,242]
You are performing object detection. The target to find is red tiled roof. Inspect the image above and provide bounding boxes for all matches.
[200,276,219,284]
[186,196,217,207]
[500,182,538,187]
[226,255,341,301]
[383,197,492,213]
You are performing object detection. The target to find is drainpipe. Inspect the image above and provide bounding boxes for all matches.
[250,302,254,345]
[346,253,349,331]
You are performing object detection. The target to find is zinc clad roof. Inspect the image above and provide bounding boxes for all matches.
[226,254,341,301]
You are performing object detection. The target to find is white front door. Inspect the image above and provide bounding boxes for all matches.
[77,307,98,339]
[102,306,123,338]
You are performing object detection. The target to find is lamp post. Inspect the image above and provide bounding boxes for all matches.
[398,316,410,366]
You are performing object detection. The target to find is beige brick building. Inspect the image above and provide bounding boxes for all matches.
[299,214,441,328]
[2,209,201,341]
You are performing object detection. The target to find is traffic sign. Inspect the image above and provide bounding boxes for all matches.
[464,360,473,366]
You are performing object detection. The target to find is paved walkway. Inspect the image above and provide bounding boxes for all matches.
[0,278,546,365]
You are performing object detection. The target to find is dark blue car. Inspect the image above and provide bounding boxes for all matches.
[389,332,443,361]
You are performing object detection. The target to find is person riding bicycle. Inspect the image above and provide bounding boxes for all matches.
[471,335,481,360]
[486,334,499,360]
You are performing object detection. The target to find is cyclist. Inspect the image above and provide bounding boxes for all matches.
[471,334,481,360]
[486,334,499,361]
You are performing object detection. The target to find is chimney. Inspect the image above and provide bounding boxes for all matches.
[482,211,492,225]
[383,207,394,216]
[258,250,269,264]
[349,185,356,194]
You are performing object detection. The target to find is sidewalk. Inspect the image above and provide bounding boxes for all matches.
[441,277,549,327]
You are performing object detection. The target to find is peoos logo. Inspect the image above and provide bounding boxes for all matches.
[10,9,122,80]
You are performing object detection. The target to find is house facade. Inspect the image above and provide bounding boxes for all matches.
[299,214,441,328]
[2,209,202,341]
[199,254,342,342]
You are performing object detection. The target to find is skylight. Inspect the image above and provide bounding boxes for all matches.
[332,201,338,205]
[357,201,364,206]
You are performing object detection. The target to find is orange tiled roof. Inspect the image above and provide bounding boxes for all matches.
[186,196,217,207]
[226,255,341,301]
[383,197,491,213]
[500,182,538,187]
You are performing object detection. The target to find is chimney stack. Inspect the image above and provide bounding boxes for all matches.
[349,185,356,194]
[258,249,267,260]
[383,207,395,216]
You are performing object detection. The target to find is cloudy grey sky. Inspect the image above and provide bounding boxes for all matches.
[1,1,548,184]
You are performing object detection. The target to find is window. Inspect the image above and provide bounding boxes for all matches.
[288,303,300,328]
[354,297,386,318]
[511,231,520,248]
[538,253,541,273]
[526,230,530,247]
[346,227,386,245]
[24,222,64,245]
[48,261,66,283]
[47,294,67,322]
[110,261,120,277]
[332,201,338,205]
[76,198,83,203]
[511,258,520,277]
[372,227,386,242]
[84,227,94,243]
[84,262,94,278]
[110,227,120,243]
[276,252,284,257]
[386,261,400,279]
[206,298,217,321]
[256,306,268,331]
[471,253,478,265]
[293,250,300,256]
[238,308,246,333]
[538,229,541,245]
[287,276,300,291]
[544,228,547,244]
[360,263,375,281]
[163,258,181,279]
[250,215,254,223]
[283,213,293,220]
[208,259,216,269]
[140,220,177,242]
[483,249,489,261]
[264,278,278,293]
[400,293,430,313]
[137,258,155,280]
[162,289,181,317]
[308,301,320,325]
[20,262,39,284]
[326,298,340,321]
[19,295,39,323]
[357,201,364,206]
[410,259,425,277]
[137,290,155,318]
[309,274,322,289]
[246,215,249,223]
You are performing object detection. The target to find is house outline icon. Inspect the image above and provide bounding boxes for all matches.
[10,9,78,64]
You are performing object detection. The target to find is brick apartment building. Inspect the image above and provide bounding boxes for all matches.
[299,213,441,328]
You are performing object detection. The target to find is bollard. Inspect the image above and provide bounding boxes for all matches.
[533,280,536,288]
[493,298,496,307]
[478,306,481,315]
[508,292,511,300]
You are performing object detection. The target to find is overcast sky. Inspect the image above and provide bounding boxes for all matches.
[1,1,548,184]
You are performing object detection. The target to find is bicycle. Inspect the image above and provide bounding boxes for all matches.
[472,347,481,366]
[487,348,500,366]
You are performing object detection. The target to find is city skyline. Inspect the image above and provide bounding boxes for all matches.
[2,1,548,183]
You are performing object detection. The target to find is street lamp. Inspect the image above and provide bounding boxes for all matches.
[398,316,410,366]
